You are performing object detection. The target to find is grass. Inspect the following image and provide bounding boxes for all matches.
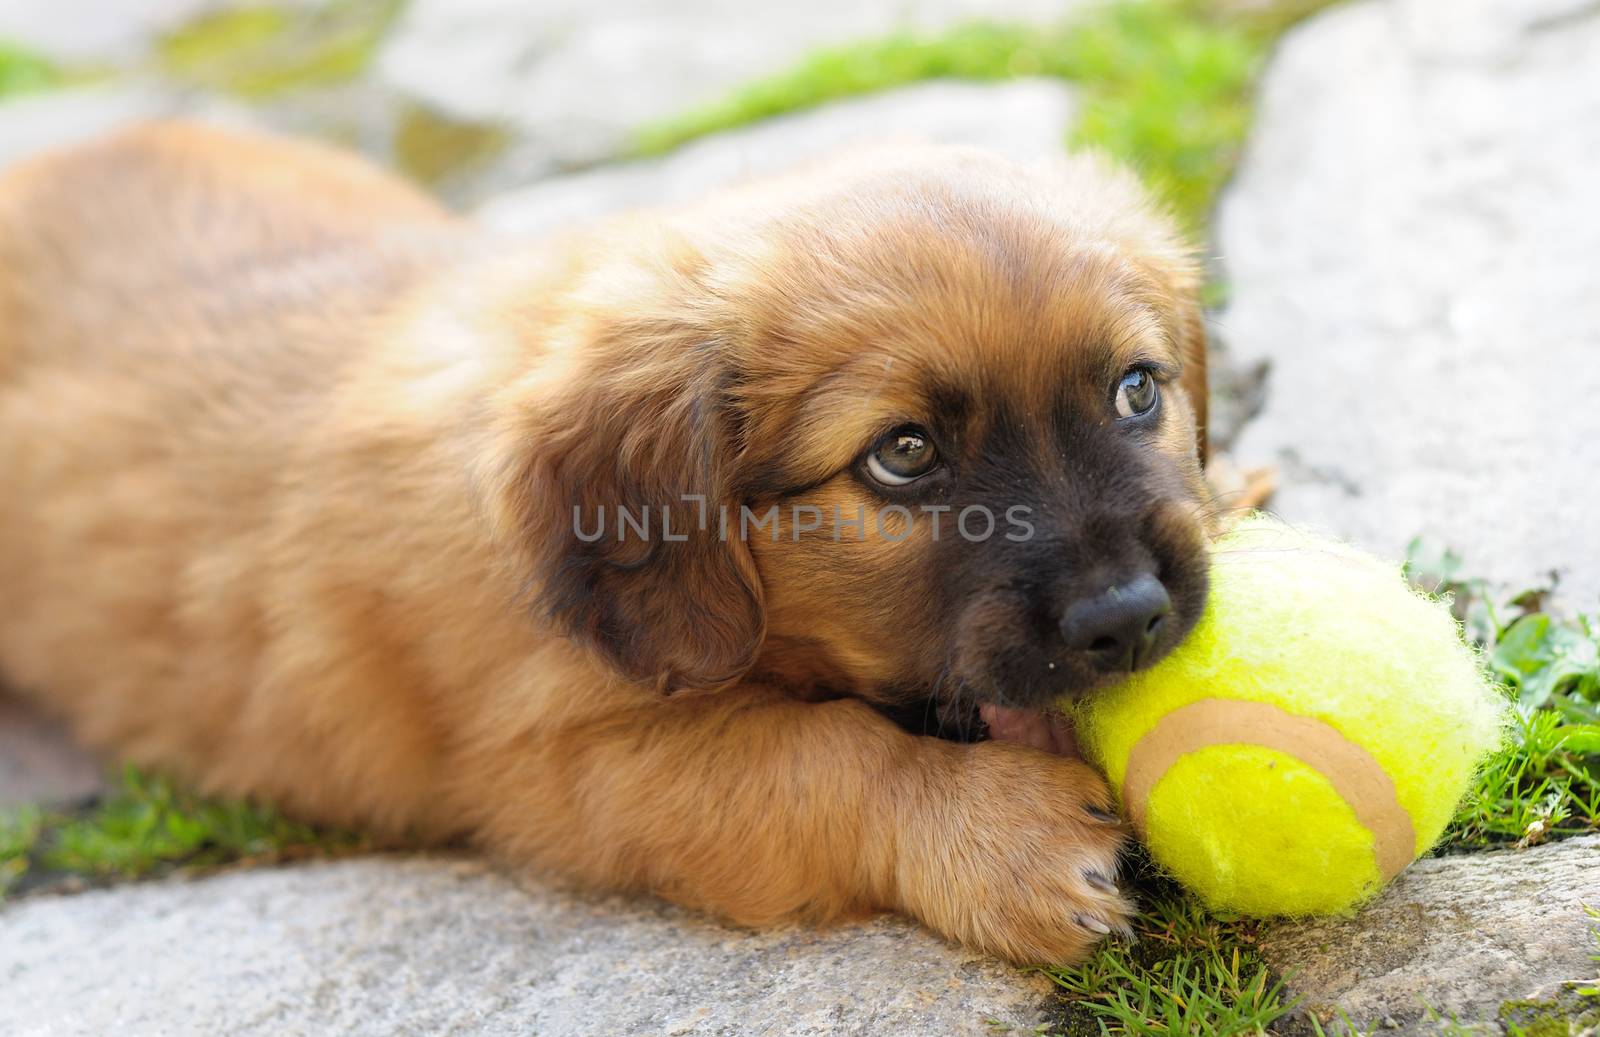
[0,766,362,897]
[1406,539,1600,851]
[633,0,1340,236]
[1041,869,1296,1036]
[157,0,404,100]
[0,40,59,102]
[0,805,42,894]
[4,1,403,107]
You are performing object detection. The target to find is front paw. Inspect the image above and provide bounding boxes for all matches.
[893,740,1132,964]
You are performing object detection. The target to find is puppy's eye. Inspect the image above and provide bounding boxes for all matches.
[1114,367,1160,419]
[865,426,940,486]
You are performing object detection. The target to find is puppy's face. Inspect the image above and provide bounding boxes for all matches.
[495,148,1213,731]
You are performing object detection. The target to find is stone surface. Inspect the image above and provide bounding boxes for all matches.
[377,0,1082,175]
[476,78,1075,238]
[0,83,182,169]
[0,698,106,809]
[0,855,1052,1036]
[1217,0,1600,604]
[0,82,259,171]
[0,0,215,64]
[1264,835,1600,1034]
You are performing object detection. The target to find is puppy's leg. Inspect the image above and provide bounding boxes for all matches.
[472,688,1129,964]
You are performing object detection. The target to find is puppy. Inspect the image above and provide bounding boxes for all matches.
[0,123,1213,964]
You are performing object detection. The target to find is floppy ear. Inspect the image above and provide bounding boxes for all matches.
[481,296,764,692]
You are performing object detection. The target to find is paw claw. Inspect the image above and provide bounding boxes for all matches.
[1077,914,1113,936]
[1084,870,1118,894]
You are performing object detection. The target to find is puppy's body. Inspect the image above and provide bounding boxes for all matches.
[0,126,481,837]
[0,124,1212,962]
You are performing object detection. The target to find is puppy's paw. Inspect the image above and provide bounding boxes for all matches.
[895,740,1132,964]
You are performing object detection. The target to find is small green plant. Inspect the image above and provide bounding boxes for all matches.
[1450,707,1600,849]
[1581,904,1600,999]
[0,766,361,896]
[1406,538,1600,851]
[633,0,1339,235]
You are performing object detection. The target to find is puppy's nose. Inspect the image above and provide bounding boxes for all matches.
[1059,573,1172,672]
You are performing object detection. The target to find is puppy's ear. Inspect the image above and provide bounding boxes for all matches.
[482,286,763,692]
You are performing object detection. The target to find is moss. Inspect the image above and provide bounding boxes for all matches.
[631,0,1341,236]
[0,805,42,895]
[0,766,363,897]
[393,102,510,187]
[1498,995,1600,1037]
[157,0,405,100]
[1497,908,1600,1037]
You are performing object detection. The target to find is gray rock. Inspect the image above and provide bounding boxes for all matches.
[1216,0,1600,604]
[0,84,180,169]
[476,78,1076,238]
[0,855,1053,1036]
[378,0,1084,173]
[0,0,215,64]
[0,81,414,202]
[1263,835,1600,1034]
[0,82,257,171]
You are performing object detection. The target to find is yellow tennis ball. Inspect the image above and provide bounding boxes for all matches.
[1075,515,1507,916]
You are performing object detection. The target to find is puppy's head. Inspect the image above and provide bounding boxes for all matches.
[489,147,1213,729]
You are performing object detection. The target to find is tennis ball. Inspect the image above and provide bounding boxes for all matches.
[1075,515,1506,916]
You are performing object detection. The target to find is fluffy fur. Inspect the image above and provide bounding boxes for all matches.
[0,123,1214,963]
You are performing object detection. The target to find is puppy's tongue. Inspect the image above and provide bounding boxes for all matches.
[979,703,1080,757]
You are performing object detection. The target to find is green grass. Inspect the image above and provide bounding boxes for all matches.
[1040,869,1297,1036]
[0,805,42,894]
[4,1,401,106]
[0,766,361,897]
[157,0,404,99]
[634,0,1339,235]
[0,40,59,102]
[1406,539,1600,851]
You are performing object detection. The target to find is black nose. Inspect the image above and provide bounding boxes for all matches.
[1059,573,1172,672]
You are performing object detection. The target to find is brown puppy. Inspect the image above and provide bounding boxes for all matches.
[0,122,1213,964]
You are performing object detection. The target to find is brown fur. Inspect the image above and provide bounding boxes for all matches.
[0,123,1213,963]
